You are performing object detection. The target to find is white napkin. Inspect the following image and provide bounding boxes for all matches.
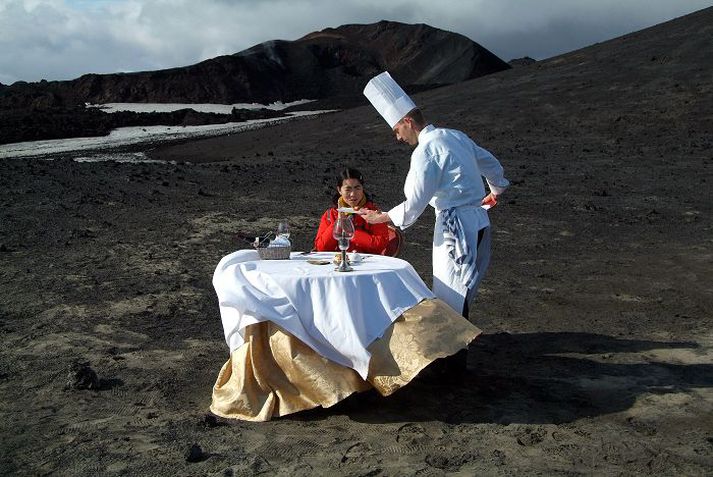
[269,236,290,247]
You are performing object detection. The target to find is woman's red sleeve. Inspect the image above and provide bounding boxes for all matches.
[314,209,339,251]
[349,220,390,254]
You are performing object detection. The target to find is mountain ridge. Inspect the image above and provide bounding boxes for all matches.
[1,20,509,108]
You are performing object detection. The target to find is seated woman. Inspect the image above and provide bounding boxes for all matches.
[314,167,390,254]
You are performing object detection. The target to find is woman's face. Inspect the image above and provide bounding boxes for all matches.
[338,178,365,207]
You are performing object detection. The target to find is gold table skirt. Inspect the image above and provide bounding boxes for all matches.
[210,298,481,421]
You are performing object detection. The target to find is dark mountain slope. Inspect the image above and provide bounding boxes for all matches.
[153,6,712,164]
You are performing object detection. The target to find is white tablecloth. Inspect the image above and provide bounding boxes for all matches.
[212,250,435,378]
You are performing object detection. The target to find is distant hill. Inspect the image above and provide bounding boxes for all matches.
[1,20,509,109]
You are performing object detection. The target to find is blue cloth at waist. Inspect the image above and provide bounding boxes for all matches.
[440,206,480,291]
[435,203,482,215]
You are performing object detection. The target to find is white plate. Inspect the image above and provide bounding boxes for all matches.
[336,207,357,214]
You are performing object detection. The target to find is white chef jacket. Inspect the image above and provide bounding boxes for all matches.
[387,124,509,312]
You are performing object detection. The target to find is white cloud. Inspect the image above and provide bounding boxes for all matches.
[0,0,711,84]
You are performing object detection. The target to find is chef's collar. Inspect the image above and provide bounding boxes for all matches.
[418,124,436,141]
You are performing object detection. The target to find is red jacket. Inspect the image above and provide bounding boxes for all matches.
[313,201,390,254]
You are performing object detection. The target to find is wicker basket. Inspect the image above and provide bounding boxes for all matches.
[257,245,291,260]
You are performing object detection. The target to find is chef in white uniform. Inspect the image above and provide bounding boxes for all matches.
[360,71,509,320]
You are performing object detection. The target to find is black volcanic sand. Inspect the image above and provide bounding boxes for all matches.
[2,8,713,476]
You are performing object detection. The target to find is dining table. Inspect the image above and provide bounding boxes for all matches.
[210,249,481,421]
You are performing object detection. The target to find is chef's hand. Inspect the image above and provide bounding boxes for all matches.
[481,192,498,209]
[359,208,390,224]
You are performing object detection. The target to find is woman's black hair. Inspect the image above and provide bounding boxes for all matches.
[331,167,368,205]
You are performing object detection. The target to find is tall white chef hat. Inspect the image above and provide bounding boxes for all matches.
[363,71,417,129]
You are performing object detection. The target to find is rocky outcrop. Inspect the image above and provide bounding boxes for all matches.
[508,56,537,67]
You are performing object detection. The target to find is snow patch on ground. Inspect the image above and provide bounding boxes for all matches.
[0,110,333,160]
[73,152,174,164]
[85,99,315,114]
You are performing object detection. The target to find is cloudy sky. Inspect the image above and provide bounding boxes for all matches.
[1,0,711,84]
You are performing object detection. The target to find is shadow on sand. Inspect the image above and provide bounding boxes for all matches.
[293,331,711,425]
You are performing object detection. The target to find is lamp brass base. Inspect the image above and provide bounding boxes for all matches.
[336,249,353,272]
